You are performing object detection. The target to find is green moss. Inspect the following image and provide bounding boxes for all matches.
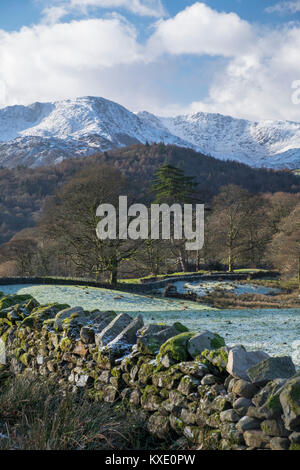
[0,294,34,311]
[200,347,228,371]
[266,393,283,415]
[157,332,196,364]
[25,298,40,312]
[21,303,70,329]
[138,362,156,384]
[59,337,72,352]
[210,333,225,349]
[97,352,111,370]
[142,385,159,400]
[19,353,29,366]
[170,415,184,433]
[111,367,121,378]
[86,389,104,402]
[173,322,189,333]
[290,443,300,450]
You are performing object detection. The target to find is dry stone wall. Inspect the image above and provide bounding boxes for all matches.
[0,292,300,451]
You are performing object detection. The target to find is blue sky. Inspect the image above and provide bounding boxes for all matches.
[1,1,299,32]
[0,1,300,122]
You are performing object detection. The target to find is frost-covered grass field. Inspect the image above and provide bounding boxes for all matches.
[2,284,300,366]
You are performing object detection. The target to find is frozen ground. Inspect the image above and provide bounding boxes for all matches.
[1,284,300,366]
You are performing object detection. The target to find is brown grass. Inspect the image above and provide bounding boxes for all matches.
[0,373,165,450]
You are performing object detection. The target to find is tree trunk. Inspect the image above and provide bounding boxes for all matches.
[228,249,233,273]
[178,245,188,272]
[109,258,118,288]
[298,255,300,290]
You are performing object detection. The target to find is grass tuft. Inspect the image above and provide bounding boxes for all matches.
[0,374,164,450]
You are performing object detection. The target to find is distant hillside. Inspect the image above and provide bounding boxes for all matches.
[0,143,299,244]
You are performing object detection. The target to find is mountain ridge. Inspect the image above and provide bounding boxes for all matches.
[0,96,300,169]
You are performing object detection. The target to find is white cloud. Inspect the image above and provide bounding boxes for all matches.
[0,16,143,106]
[42,0,166,20]
[147,3,300,121]
[148,3,254,58]
[1,1,300,122]
[42,6,68,23]
[266,1,300,14]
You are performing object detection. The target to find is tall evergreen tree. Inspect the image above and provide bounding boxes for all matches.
[151,164,199,271]
[152,164,198,204]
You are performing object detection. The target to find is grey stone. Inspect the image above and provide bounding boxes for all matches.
[92,311,117,332]
[180,408,196,425]
[247,356,296,384]
[178,362,208,378]
[95,313,133,348]
[220,409,240,423]
[233,397,253,416]
[252,378,287,407]
[75,374,91,387]
[261,419,289,437]
[243,430,271,449]
[103,385,118,403]
[129,389,141,406]
[137,324,179,355]
[54,306,85,331]
[80,326,95,344]
[178,375,201,396]
[36,355,44,365]
[270,437,290,450]
[227,377,238,393]
[160,354,175,368]
[201,374,216,385]
[211,396,232,412]
[289,432,300,444]
[280,375,300,431]
[224,375,233,390]
[187,331,225,358]
[236,416,261,433]
[220,422,244,446]
[148,413,170,439]
[226,345,269,380]
[247,405,273,420]
[98,370,111,384]
[232,379,258,399]
[104,315,144,360]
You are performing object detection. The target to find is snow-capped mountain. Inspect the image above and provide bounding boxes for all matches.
[0,96,300,169]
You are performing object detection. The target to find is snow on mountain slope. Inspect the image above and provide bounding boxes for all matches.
[139,111,300,169]
[0,97,189,168]
[0,96,300,169]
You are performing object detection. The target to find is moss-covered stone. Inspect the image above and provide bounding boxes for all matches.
[138,362,156,385]
[157,332,196,365]
[19,352,30,366]
[21,304,70,329]
[0,294,34,312]
[173,322,189,333]
[200,347,228,371]
[210,333,226,349]
[169,414,185,434]
[280,375,300,430]
[141,385,162,411]
[59,337,72,352]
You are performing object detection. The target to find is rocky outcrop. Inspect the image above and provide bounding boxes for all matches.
[0,292,300,451]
